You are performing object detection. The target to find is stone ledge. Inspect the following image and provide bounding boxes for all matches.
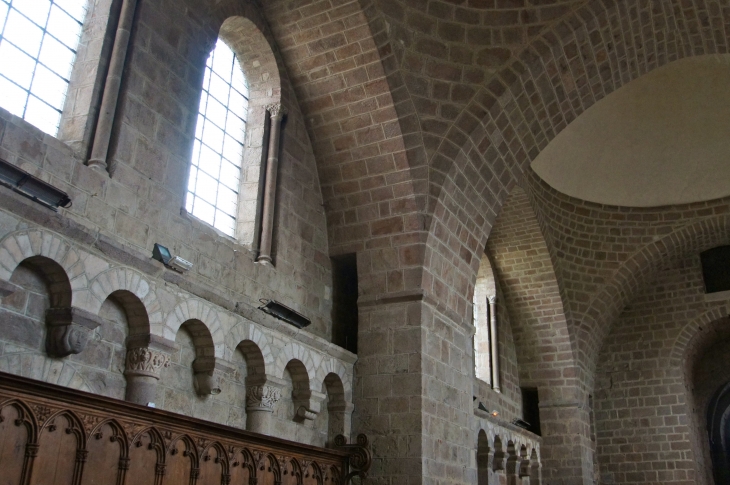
[705,290,730,302]
[0,183,97,246]
[474,408,543,442]
[95,233,165,278]
[358,288,425,307]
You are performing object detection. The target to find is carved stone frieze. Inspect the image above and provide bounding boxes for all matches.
[246,384,282,411]
[124,347,171,378]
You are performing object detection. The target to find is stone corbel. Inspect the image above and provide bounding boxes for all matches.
[192,356,224,396]
[45,307,103,358]
[293,389,326,421]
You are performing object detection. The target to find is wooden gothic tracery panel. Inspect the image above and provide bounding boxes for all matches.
[0,400,37,485]
[80,420,128,485]
[31,411,85,485]
[0,373,355,485]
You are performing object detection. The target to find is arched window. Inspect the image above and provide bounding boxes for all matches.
[186,38,248,238]
[474,252,500,391]
[0,0,86,135]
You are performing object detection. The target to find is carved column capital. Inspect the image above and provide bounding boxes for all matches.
[124,347,171,379]
[246,384,282,412]
[265,103,287,120]
[487,295,497,305]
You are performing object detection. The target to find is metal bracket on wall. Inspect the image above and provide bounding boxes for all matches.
[334,433,372,484]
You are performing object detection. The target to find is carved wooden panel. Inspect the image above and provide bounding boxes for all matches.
[198,443,225,485]
[0,372,350,485]
[0,402,32,485]
[81,421,126,485]
[32,412,84,485]
[127,429,161,485]
[227,449,252,485]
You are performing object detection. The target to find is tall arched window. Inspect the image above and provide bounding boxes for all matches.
[186,38,248,238]
[474,251,500,391]
[0,0,87,135]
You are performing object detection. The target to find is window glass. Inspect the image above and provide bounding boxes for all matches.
[186,39,248,238]
[0,0,86,135]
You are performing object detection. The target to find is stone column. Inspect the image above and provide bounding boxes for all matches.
[87,0,139,172]
[245,376,284,435]
[256,103,286,265]
[124,335,177,406]
[488,295,500,392]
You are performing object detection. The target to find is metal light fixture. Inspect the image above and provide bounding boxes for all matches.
[259,299,311,329]
[152,243,193,273]
[512,418,531,430]
[0,159,71,210]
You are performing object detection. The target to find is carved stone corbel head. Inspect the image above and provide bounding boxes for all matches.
[45,307,103,358]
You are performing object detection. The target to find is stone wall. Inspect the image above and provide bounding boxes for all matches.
[0,175,354,448]
[594,254,730,484]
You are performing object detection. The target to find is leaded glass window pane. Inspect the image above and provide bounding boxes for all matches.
[186,39,248,238]
[0,0,86,135]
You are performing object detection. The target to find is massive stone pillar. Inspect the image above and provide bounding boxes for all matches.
[354,294,476,484]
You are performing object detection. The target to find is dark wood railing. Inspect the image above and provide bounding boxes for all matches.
[0,372,370,485]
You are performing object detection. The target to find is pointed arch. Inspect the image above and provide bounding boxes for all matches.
[486,186,578,400]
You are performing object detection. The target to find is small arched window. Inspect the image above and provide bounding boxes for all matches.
[186,38,249,238]
[0,0,87,135]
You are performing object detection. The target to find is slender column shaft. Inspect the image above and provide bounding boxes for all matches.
[88,0,138,171]
[256,104,286,264]
[489,295,500,392]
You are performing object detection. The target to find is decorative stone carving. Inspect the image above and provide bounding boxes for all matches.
[265,103,287,120]
[123,335,177,406]
[125,348,171,378]
[293,389,326,421]
[246,385,281,411]
[45,307,103,358]
[192,357,222,396]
